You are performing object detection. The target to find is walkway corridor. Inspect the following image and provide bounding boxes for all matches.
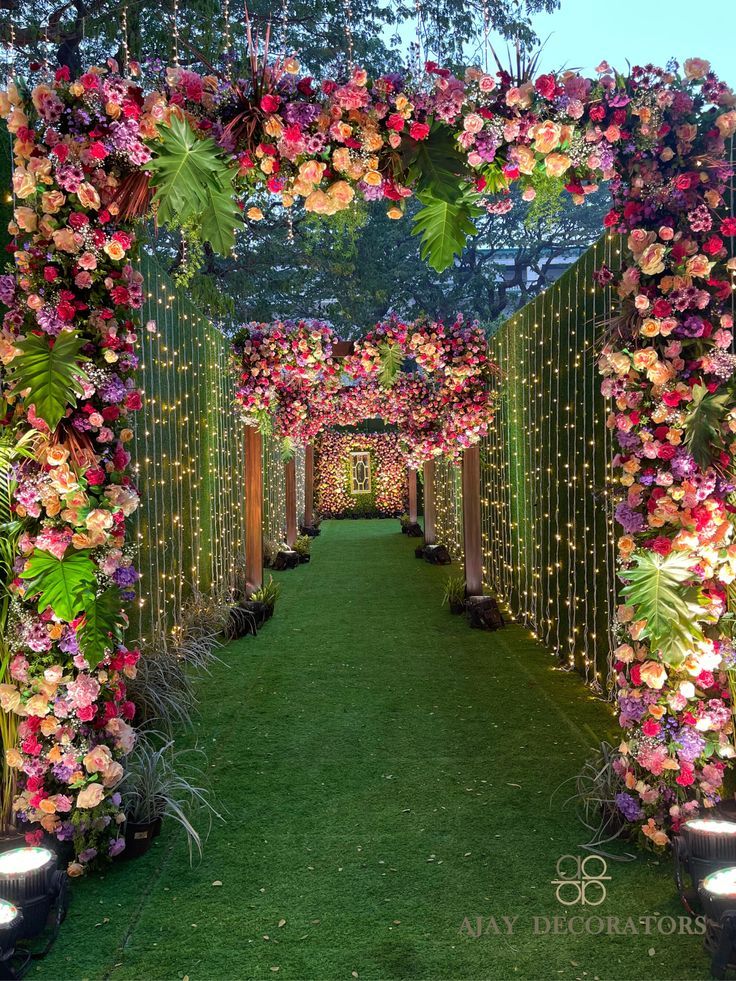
[42,521,707,980]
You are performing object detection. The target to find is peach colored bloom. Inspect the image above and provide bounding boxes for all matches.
[76,782,105,809]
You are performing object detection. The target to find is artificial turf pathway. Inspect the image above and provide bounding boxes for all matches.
[39,520,709,981]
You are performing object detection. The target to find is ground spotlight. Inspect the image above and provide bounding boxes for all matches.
[674,819,736,912]
[699,867,736,978]
[0,899,24,980]
[0,847,69,978]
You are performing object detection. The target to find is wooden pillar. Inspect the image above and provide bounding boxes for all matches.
[285,456,297,547]
[423,459,436,545]
[461,444,483,597]
[407,467,418,525]
[304,443,314,529]
[244,426,263,593]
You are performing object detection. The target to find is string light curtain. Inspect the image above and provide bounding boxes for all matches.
[262,433,286,544]
[481,234,621,689]
[130,252,246,644]
[432,455,464,564]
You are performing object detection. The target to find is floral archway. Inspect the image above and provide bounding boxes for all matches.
[1,51,736,870]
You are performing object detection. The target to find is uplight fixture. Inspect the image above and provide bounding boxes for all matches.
[0,898,24,979]
[674,819,736,912]
[699,867,736,978]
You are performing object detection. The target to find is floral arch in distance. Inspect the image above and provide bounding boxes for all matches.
[2,52,736,868]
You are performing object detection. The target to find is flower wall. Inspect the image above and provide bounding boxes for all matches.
[314,431,407,518]
[2,53,736,861]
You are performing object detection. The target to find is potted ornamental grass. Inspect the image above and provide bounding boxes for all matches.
[442,572,466,615]
[249,576,281,620]
[121,733,220,860]
[293,535,311,563]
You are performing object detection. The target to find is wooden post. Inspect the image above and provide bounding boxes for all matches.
[285,456,297,547]
[407,467,418,525]
[461,444,483,597]
[244,426,263,592]
[304,443,314,529]
[423,459,436,545]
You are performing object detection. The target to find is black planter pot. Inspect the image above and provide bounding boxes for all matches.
[449,600,465,615]
[298,554,311,564]
[123,816,162,860]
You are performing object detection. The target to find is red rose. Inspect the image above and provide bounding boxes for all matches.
[51,143,69,164]
[56,299,76,323]
[386,113,405,132]
[676,765,695,787]
[68,212,88,230]
[650,536,673,556]
[697,670,715,689]
[630,664,642,686]
[642,719,661,737]
[43,266,58,283]
[409,121,430,141]
[260,94,281,113]
[112,230,133,249]
[80,72,100,91]
[652,299,671,317]
[297,77,314,97]
[54,66,70,83]
[675,174,692,190]
[603,209,620,228]
[589,105,606,122]
[702,235,723,255]
[534,73,557,99]
[720,218,736,236]
[101,405,120,422]
[89,141,108,160]
[125,390,143,411]
[657,439,676,458]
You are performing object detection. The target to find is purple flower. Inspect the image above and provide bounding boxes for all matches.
[615,501,646,534]
[675,727,706,763]
[0,275,16,306]
[108,837,126,857]
[616,792,643,821]
[98,376,128,404]
[113,566,139,587]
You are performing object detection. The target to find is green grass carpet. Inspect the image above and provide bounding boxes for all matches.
[37,520,709,981]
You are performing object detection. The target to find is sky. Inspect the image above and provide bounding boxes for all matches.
[397,0,736,86]
[527,0,736,81]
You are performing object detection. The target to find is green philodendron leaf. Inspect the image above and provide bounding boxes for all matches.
[619,550,709,667]
[377,342,404,388]
[411,192,482,273]
[683,382,732,470]
[19,548,97,621]
[147,115,241,256]
[6,331,88,430]
[77,587,126,669]
[408,123,469,203]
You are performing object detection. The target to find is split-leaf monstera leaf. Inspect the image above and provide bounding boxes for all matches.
[683,382,732,470]
[20,549,97,622]
[619,550,710,666]
[147,115,242,255]
[7,331,88,431]
[77,586,126,669]
[406,123,482,273]
[411,193,483,273]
